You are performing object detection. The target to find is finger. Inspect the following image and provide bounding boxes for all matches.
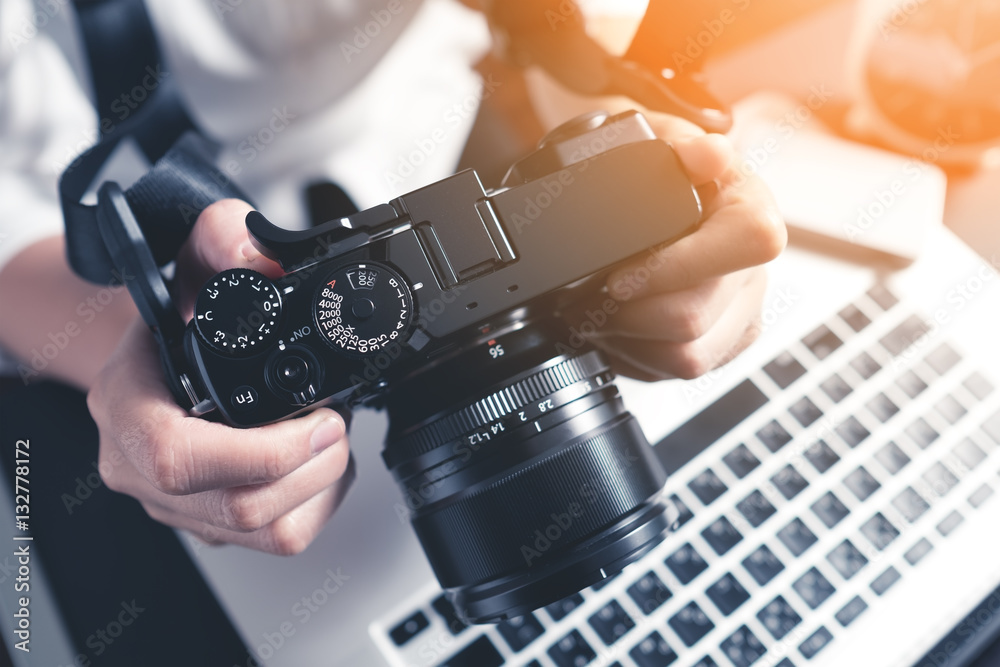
[670,134,735,186]
[607,175,785,301]
[142,479,351,555]
[598,267,768,380]
[175,199,283,318]
[91,323,348,495]
[644,113,707,142]
[568,271,749,343]
[114,434,351,533]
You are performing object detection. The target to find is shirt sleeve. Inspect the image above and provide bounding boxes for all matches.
[0,0,96,275]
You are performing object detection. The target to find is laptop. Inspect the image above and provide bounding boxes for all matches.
[176,161,1000,667]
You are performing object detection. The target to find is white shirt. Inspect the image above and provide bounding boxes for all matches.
[0,0,491,275]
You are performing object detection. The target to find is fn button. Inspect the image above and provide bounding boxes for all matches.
[231,386,259,412]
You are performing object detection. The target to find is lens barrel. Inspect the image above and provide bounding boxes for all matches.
[383,324,676,623]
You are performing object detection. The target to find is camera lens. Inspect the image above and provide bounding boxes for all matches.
[275,355,309,390]
[383,321,677,623]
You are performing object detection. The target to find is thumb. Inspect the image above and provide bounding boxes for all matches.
[174,199,283,319]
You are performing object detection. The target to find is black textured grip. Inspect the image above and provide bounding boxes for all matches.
[391,352,608,461]
[412,414,666,587]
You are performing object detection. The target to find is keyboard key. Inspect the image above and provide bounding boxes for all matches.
[775,660,795,667]
[803,324,842,360]
[804,440,840,473]
[771,465,809,500]
[757,595,801,640]
[811,492,850,528]
[923,462,959,496]
[689,469,728,506]
[548,630,596,667]
[839,303,871,332]
[820,373,853,403]
[875,441,910,475]
[778,518,818,557]
[924,343,961,376]
[984,409,1000,445]
[757,419,793,452]
[665,543,708,584]
[764,351,807,389]
[655,380,768,475]
[527,661,542,667]
[742,545,785,585]
[668,602,714,647]
[706,573,750,616]
[867,284,899,311]
[963,372,994,401]
[789,397,823,427]
[935,395,967,425]
[835,416,870,448]
[702,516,743,556]
[497,613,544,652]
[843,466,881,501]
[870,566,901,596]
[904,538,934,565]
[723,444,760,479]
[588,600,634,646]
[799,626,834,660]
[826,540,868,580]
[850,351,881,380]
[893,487,930,523]
[668,493,694,529]
[691,658,719,667]
[969,483,994,508]
[389,611,429,646]
[627,572,671,615]
[737,490,777,528]
[954,439,988,472]
[835,596,869,627]
[720,626,766,667]
[860,513,900,551]
[906,418,939,449]
[793,567,836,609]
[630,632,677,667]
[896,370,928,398]
[880,315,929,356]
[441,636,504,667]
[545,593,584,621]
[432,595,468,635]
[867,393,899,423]
[937,509,964,537]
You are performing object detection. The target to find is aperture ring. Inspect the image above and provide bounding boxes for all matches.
[390,351,608,461]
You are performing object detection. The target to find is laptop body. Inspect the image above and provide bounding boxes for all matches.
[183,200,1000,667]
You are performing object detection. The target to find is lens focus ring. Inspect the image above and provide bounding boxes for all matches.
[387,352,608,466]
[412,414,667,588]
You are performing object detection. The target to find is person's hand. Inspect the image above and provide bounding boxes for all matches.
[88,200,353,554]
[562,115,786,381]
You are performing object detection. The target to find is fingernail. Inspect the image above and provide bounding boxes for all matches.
[239,241,258,263]
[310,417,344,455]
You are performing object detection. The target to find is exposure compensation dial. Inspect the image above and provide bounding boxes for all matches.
[194,269,282,356]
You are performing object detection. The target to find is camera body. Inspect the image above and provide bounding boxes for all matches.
[179,110,702,424]
[91,109,701,622]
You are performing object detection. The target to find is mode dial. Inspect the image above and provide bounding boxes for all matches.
[313,261,414,357]
[194,269,282,356]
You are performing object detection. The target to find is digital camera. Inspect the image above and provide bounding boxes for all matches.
[126,110,702,622]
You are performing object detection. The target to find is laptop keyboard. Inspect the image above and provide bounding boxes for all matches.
[372,284,1000,667]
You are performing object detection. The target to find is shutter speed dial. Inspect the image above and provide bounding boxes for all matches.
[194,269,282,356]
[313,261,414,357]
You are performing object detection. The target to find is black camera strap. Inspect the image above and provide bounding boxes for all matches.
[61,0,247,288]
